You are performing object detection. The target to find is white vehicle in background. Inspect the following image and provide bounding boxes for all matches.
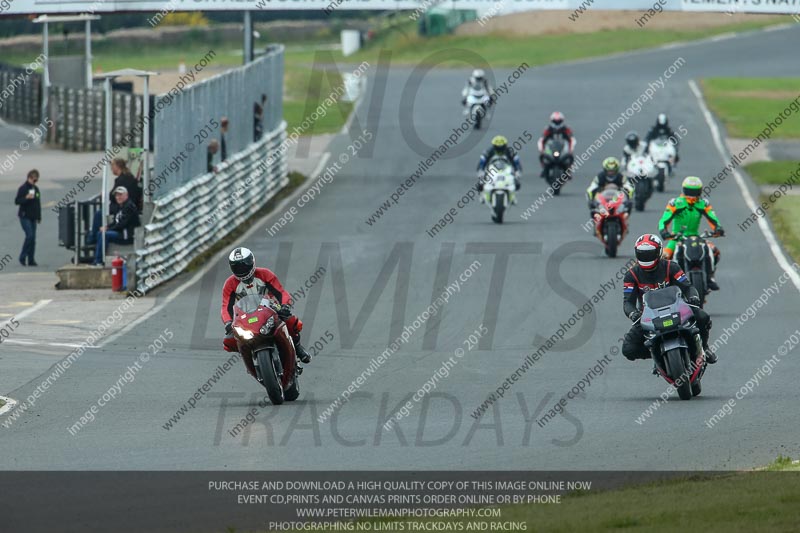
[464,86,491,130]
[626,153,657,212]
[480,157,517,224]
[647,135,677,192]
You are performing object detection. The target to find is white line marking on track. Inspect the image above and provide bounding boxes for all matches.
[12,299,52,322]
[689,79,800,293]
[1,338,99,348]
[0,396,18,417]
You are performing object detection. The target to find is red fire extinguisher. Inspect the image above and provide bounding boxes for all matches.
[111,255,124,292]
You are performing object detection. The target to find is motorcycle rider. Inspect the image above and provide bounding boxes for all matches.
[658,176,725,291]
[477,135,521,192]
[461,69,493,107]
[622,131,646,166]
[645,113,680,163]
[622,234,717,366]
[537,111,576,178]
[221,247,312,379]
[586,157,634,214]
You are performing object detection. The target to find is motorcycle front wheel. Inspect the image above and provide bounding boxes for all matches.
[255,349,285,405]
[665,348,692,400]
[604,219,619,257]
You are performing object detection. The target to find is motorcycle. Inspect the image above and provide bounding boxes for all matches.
[541,134,574,195]
[592,184,629,257]
[647,136,676,192]
[669,230,723,308]
[640,285,707,400]
[626,154,656,212]
[481,157,517,224]
[229,294,300,405]
[464,87,491,130]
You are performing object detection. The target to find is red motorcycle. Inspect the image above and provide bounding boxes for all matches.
[592,185,629,257]
[226,294,300,405]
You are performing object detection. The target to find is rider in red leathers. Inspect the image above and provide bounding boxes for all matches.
[221,247,312,378]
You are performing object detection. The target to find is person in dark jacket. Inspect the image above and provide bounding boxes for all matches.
[15,169,41,267]
[110,158,142,212]
[91,186,140,266]
[220,117,229,161]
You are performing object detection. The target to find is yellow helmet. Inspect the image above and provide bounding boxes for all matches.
[492,135,508,148]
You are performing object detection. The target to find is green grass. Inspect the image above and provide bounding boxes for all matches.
[322,461,800,533]
[345,17,786,68]
[762,194,800,264]
[743,160,800,186]
[702,78,800,139]
[742,161,800,263]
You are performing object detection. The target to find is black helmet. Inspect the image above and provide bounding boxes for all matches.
[625,131,639,149]
[229,246,256,283]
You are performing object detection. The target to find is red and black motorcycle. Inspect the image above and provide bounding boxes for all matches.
[592,185,630,257]
[225,294,300,405]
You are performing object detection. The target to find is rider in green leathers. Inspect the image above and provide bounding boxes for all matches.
[658,176,725,290]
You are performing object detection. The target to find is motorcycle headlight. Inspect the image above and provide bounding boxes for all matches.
[553,151,560,157]
[234,326,254,340]
[259,316,275,336]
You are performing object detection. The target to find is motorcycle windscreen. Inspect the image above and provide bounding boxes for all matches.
[233,294,268,315]
[643,285,681,310]
[546,136,566,154]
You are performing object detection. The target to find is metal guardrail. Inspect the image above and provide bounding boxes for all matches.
[134,121,288,293]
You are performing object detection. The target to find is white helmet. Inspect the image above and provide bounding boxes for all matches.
[228,246,256,283]
[472,69,485,81]
[657,113,668,126]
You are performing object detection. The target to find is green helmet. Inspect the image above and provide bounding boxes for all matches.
[602,157,620,175]
[492,135,508,148]
[681,176,703,198]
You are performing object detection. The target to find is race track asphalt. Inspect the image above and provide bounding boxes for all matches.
[2,24,800,471]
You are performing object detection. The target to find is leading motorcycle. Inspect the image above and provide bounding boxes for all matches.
[640,285,707,400]
[592,184,629,257]
[228,294,300,405]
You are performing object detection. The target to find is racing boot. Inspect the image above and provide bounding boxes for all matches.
[294,340,312,364]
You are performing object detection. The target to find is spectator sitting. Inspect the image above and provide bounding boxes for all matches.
[91,186,140,266]
[207,139,219,173]
[220,117,229,161]
[110,158,142,212]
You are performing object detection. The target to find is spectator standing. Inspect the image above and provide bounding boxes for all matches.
[110,158,142,212]
[220,117,229,162]
[91,186,140,266]
[207,139,219,173]
[14,169,41,267]
[254,94,267,141]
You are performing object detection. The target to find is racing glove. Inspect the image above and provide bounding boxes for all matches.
[224,321,233,335]
[278,304,293,320]
[659,228,672,240]
[628,310,642,323]
[715,226,725,237]
[688,294,701,306]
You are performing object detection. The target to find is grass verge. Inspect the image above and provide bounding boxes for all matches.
[327,459,800,533]
[702,78,800,139]
[743,161,800,263]
[184,171,306,273]
[346,18,786,68]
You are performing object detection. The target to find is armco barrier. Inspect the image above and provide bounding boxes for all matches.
[134,121,288,293]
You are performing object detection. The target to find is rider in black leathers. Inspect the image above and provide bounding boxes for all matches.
[622,234,717,366]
